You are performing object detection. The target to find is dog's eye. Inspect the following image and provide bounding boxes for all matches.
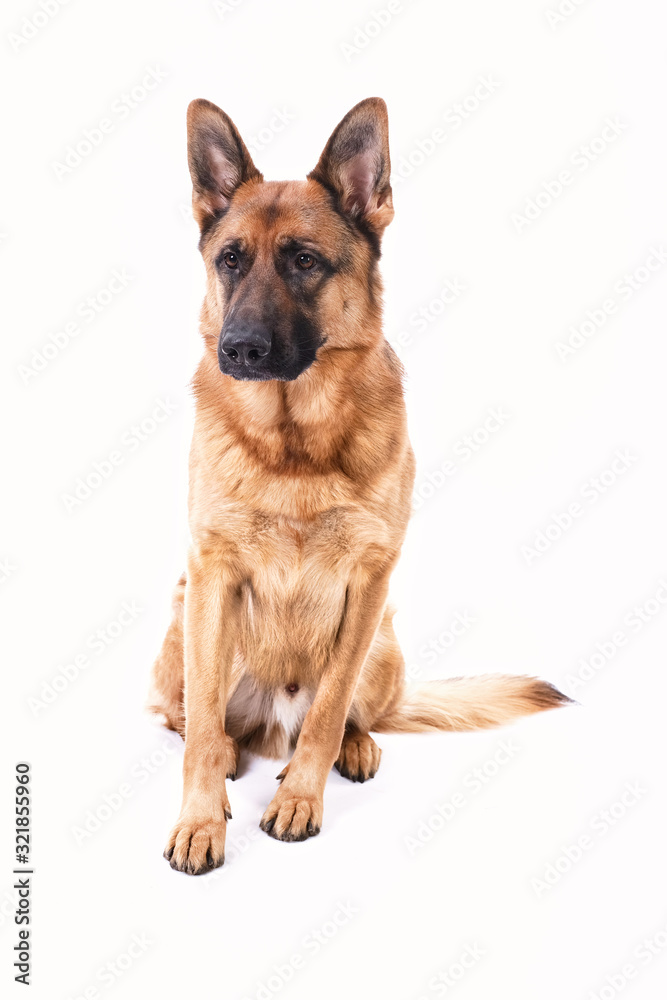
[296,253,316,270]
[223,252,239,269]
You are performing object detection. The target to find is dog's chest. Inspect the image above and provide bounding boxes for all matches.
[246,509,352,618]
[235,507,381,680]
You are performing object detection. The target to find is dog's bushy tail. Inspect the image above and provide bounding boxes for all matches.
[373,674,571,734]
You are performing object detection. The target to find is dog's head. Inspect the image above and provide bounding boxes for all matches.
[187,98,394,381]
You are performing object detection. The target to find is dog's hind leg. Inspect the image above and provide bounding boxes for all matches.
[335,607,404,783]
[335,730,382,782]
[147,573,187,737]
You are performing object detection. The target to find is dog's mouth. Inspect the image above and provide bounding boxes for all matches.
[217,352,318,382]
[221,367,304,382]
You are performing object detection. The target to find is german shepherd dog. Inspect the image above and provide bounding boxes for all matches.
[149,97,569,875]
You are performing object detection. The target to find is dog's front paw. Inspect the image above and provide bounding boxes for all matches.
[163,810,230,875]
[260,787,322,842]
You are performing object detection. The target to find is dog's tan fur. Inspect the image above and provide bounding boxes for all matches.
[149,97,569,874]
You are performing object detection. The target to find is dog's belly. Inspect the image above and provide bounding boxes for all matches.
[225,672,315,759]
[227,562,346,756]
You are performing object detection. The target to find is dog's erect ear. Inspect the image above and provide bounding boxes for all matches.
[187,99,262,230]
[308,97,394,236]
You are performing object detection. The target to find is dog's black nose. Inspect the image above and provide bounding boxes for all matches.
[220,328,271,366]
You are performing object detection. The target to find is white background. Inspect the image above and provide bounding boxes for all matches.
[2,0,667,998]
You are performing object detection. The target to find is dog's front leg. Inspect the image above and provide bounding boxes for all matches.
[164,547,240,874]
[260,566,393,842]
